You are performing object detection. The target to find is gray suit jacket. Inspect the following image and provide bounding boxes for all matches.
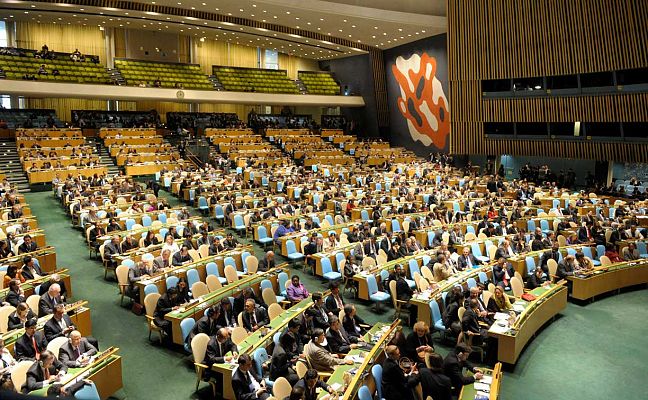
[58,338,98,367]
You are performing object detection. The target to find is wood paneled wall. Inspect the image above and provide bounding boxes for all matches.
[448,0,648,162]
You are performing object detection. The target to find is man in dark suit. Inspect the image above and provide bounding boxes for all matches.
[172,245,192,266]
[310,292,331,330]
[494,239,516,260]
[217,297,236,328]
[15,318,48,361]
[187,306,221,346]
[231,354,270,400]
[233,288,265,317]
[364,236,379,259]
[203,327,238,392]
[209,237,226,255]
[58,331,98,368]
[419,353,453,400]
[303,235,318,272]
[120,234,138,253]
[294,369,336,400]
[324,282,345,315]
[325,316,359,354]
[43,304,74,342]
[443,344,483,396]
[223,233,240,250]
[154,287,181,339]
[457,247,480,271]
[23,350,67,393]
[242,299,269,332]
[494,220,509,236]
[38,283,63,317]
[18,234,38,254]
[381,345,419,400]
[539,243,561,274]
[204,328,238,365]
[258,251,275,272]
[103,235,122,268]
[577,222,592,243]
[21,256,44,281]
[492,258,516,289]
[461,299,488,346]
[557,255,576,280]
[4,279,25,307]
[379,233,393,254]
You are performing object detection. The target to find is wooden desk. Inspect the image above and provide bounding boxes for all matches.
[488,284,567,364]
[568,260,648,301]
[134,248,252,304]
[212,296,314,400]
[17,138,85,147]
[164,267,287,344]
[29,348,123,400]
[28,167,107,184]
[104,137,163,146]
[3,302,91,355]
[319,322,399,399]
[126,163,182,176]
[3,247,57,274]
[410,265,492,327]
[0,270,71,300]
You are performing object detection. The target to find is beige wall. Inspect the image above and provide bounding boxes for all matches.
[15,22,106,65]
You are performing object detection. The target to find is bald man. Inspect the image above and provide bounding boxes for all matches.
[381,345,419,400]
[258,251,275,272]
[38,283,63,317]
[58,331,97,368]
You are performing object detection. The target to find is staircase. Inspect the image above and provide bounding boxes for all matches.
[86,138,121,175]
[107,68,126,85]
[295,79,308,94]
[0,139,31,193]
[208,74,224,91]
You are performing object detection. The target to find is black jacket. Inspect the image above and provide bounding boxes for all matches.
[324,294,345,315]
[295,378,330,400]
[242,306,270,332]
[23,358,67,393]
[204,336,237,365]
[404,331,434,361]
[419,368,452,400]
[231,367,264,400]
[154,293,180,325]
[381,357,419,400]
[443,352,476,396]
[325,326,357,354]
[43,314,74,342]
[342,314,367,338]
[15,332,48,361]
[8,310,36,330]
[4,289,25,307]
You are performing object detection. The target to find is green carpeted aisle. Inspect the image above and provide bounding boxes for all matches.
[24,190,648,399]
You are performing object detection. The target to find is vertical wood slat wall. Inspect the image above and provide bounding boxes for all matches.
[448,0,648,162]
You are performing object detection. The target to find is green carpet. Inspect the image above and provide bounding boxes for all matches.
[23,190,648,399]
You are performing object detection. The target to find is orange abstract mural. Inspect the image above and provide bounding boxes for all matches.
[391,52,450,149]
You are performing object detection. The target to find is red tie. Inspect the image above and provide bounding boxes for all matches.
[44,367,50,380]
[32,336,40,360]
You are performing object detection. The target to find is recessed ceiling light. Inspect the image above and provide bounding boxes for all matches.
[286,11,291,14]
